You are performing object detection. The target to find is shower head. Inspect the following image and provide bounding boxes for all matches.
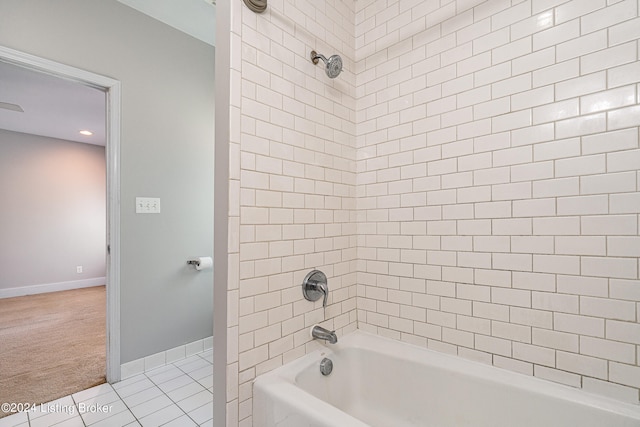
[310,50,343,79]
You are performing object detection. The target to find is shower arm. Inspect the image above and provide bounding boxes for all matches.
[310,51,327,65]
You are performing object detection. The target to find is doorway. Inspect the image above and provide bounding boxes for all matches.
[0,46,121,395]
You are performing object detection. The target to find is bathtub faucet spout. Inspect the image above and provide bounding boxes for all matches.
[311,325,338,344]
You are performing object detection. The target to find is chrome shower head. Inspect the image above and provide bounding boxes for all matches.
[310,50,343,79]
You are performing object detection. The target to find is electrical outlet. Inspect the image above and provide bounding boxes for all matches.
[136,197,161,214]
[77,266,83,274]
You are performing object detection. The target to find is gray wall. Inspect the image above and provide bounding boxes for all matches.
[0,0,215,363]
[0,130,106,291]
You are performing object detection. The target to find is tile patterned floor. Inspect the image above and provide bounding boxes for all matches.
[0,350,213,427]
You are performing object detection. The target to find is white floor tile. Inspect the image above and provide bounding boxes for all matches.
[198,419,214,427]
[80,399,129,426]
[72,383,114,402]
[0,412,28,427]
[138,404,183,427]
[130,395,173,420]
[156,374,193,394]
[2,347,215,427]
[187,402,213,425]
[115,378,156,398]
[176,358,209,374]
[89,409,136,427]
[49,416,85,427]
[160,414,197,427]
[121,385,164,408]
[188,365,213,382]
[197,375,213,389]
[165,381,206,403]
[146,366,184,385]
[176,390,212,414]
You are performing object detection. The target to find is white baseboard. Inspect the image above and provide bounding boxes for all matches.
[120,336,214,380]
[0,277,106,299]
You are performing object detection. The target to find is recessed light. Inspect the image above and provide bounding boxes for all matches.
[79,130,93,136]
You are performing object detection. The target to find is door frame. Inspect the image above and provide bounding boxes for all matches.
[0,45,122,383]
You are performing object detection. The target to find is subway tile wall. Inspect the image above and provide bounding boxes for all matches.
[227,1,358,425]
[355,0,640,404]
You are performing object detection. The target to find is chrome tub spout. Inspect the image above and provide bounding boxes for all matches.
[311,325,338,344]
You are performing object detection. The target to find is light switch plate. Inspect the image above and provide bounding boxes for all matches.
[136,197,161,214]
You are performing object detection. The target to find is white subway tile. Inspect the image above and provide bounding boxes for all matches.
[532,328,579,352]
[581,41,637,75]
[533,216,581,235]
[533,291,579,315]
[493,253,533,273]
[557,194,609,215]
[475,63,513,88]
[556,71,606,100]
[533,254,581,275]
[581,256,638,279]
[609,362,640,388]
[493,111,533,133]
[534,365,582,388]
[512,86,555,111]
[513,271,556,291]
[555,0,607,24]
[581,171,636,195]
[473,27,510,54]
[582,128,638,155]
[556,236,606,256]
[580,336,636,364]
[533,177,580,198]
[533,59,580,87]
[582,214,638,234]
[513,342,556,366]
[513,198,557,217]
[586,82,636,114]
[492,74,532,98]
[607,319,640,345]
[555,312,605,337]
[511,123,555,147]
[557,351,608,379]
[557,275,608,297]
[582,0,638,35]
[533,98,579,124]
[533,19,580,50]
[534,138,581,161]
[493,218,532,235]
[557,29,607,62]
[474,132,511,153]
[610,279,640,302]
[511,306,553,328]
[608,237,640,257]
[556,112,606,139]
[608,105,640,130]
[557,154,606,177]
[608,61,640,88]
[609,193,640,214]
[511,11,555,40]
[475,334,513,356]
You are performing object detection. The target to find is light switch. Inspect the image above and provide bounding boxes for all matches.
[136,197,161,214]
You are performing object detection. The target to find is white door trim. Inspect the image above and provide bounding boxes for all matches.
[0,45,122,383]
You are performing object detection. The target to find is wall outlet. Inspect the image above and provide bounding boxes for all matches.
[136,197,161,214]
[76,266,83,274]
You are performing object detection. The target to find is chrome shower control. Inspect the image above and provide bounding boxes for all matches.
[302,270,329,307]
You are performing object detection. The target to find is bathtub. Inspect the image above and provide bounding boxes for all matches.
[253,330,640,427]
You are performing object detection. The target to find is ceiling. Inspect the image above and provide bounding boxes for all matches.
[0,60,107,146]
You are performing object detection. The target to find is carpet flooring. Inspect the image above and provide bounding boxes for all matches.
[0,286,106,418]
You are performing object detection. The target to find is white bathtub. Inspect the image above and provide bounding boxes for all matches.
[253,330,640,427]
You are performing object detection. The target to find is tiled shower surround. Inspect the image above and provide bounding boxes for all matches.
[225,0,640,424]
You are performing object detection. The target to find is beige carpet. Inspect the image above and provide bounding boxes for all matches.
[0,286,106,418]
